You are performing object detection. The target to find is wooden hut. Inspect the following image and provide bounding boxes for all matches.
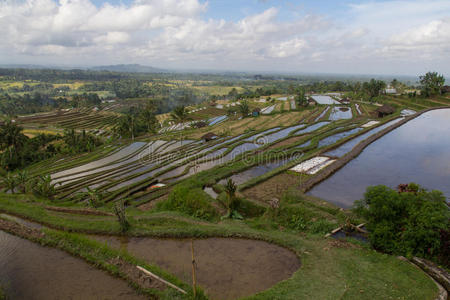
[376,104,395,118]
[441,86,450,94]
[307,98,316,106]
[252,107,261,117]
[201,132,218,142]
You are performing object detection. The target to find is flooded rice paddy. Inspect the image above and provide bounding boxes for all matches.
[328,107,352,120]
[311,95,340,105]
[310,109,450,207]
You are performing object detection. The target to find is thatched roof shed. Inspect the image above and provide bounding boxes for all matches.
[442,86,450,94]
[201,132,218,142]
[376,104,395,118]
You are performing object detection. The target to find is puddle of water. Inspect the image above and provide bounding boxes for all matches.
[332,230,368,243]
[0,231,144,299]
[318,128,363,148]
[91,236,300,300]
[311,95,340,105]
[324,118,403,157]
[310,109,450,207]
[329,107,353,120]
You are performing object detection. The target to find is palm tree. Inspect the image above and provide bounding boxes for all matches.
[224,179,242,219]
[0,121,27,158]
[140,102,159,133]
[85,187,103,208]
[238,101,249,117]
[170,106,191,124]
[33,175,58,199]
[16,170,29,193]
[1,173,17,194]
[113,115,136,140]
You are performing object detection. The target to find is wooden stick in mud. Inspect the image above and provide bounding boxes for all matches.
[136,266,187,294]
[191,239,197,297]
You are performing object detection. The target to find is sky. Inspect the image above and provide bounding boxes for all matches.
[0,0,449,76]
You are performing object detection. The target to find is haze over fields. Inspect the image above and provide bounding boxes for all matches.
[1,0,449,76]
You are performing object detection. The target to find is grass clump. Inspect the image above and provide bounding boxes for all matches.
[157,185,218,221]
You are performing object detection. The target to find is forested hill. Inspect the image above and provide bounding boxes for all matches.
[90,64,166,73]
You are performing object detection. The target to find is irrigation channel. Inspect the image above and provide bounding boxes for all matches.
[309,109,450,207]
[0,214,300,300]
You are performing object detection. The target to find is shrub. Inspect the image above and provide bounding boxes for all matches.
[113,199,130,232]
[158,185,218,221]
[309,219,336,234]
[354,184,449,265]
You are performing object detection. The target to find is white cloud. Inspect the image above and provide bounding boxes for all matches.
[0,0,449,74]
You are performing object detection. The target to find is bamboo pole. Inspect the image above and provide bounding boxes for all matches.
[191,239,197,297]
[136,266,187,295]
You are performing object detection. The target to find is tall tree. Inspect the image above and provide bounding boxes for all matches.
[420,72,445,97]
[170,105,191,124]
[295,87,307,107]
[238,100,250,117]
[140,101,159,133]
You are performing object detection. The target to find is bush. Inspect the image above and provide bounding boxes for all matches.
[354,184,449,265]
[309,219,336,234]
[158,185,218,221]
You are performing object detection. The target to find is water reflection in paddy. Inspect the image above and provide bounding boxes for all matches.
[324,118,403,157]
[329,107,352,120]
[318,128,363,148]
[309,110,450,207]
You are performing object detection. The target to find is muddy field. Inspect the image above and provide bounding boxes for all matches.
[0,230,145,300]
[92,236,300,299]
[242,173,302,203]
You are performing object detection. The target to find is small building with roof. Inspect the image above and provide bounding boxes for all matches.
[201,132,218,142]
[375,104,395,118]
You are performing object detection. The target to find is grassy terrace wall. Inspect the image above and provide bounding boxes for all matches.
[0,194,440,300]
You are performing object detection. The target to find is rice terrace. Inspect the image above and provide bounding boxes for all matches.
[1,1,450,299]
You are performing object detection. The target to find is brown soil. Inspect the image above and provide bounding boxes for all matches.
[137,193,169,211]
[0,217,165,297]
[0,220,147,299]
[266,135,310,150]
[92,236,300,300]
[327,239,361,249]
[242,172,302,204]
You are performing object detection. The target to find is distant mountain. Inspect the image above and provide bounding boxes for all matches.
[90,64,166,73]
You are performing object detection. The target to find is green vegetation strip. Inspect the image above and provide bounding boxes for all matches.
[0,193,439,300]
